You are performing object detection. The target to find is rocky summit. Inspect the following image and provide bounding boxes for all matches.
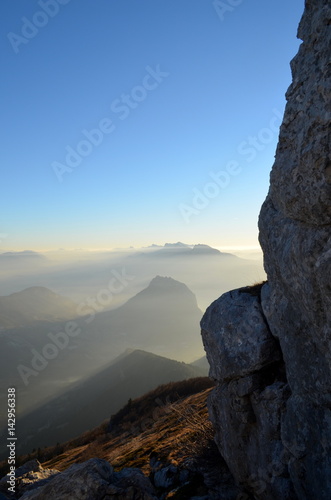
[201,1,331,499]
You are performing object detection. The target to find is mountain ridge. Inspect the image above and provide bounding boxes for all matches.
[7,349,206,457]
[0,286,78,329]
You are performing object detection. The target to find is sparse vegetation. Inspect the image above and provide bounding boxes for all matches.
[0,377,216,479]
[239,280,267,297]
[109,377,214,431]
[170,399,215,467]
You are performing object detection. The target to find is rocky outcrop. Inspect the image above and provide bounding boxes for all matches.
[0,456,240,500]
[1,459,158,500]
[258,0,331,495]
[202,0,331,499]
[201,288,294,499]
[0,459,59,499]
[16,459,115,499]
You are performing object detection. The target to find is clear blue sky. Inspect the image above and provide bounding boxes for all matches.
[1,0,304,251]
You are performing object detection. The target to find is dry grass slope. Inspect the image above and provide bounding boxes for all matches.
[1,378,217,478]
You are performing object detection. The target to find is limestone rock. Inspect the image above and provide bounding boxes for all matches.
[202,0,331,498]
[153,464,178,489]
[267,1,331,225]
[19,459,113,499]
[112,467,156,499]
[16,466,60,499]
[201,287,281,382]
[201,287,293,499]
[258,0,331,496]
[0,460,60,499]
[14,459,157,500]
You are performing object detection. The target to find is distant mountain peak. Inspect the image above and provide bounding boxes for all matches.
[146,276,194,295]
[6,286,68,300]
[164,242,189,248]
[192,244,220,255]
[11,286,54,296]
[1,250,45,258]
[149,275,179,286]
[0,286,78,329]
[118,275,200,319]
[137,243,237,261]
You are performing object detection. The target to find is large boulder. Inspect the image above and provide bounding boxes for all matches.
[201,287,281,382]
[202,288,294,499]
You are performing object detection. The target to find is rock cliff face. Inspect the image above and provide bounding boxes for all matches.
[201,1,331,499]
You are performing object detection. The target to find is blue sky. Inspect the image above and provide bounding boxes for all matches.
[1,0,304,251]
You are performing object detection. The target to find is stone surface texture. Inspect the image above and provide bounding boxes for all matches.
[1,457,240,500]
[201,0,331,499]
[0,460,60,499]
[15,459,157,500]
[201,288,294,500]
[19,459,114,500]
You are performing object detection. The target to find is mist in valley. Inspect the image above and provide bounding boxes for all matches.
[0,243,265,456]
[0,243,265,311]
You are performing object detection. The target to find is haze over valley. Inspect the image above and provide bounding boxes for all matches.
[0,243,264,311]
[0,243,264,454]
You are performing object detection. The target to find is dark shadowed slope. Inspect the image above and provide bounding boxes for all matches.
[10,350,206,457]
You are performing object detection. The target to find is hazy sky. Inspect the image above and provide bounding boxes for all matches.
[1,0,304,251]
